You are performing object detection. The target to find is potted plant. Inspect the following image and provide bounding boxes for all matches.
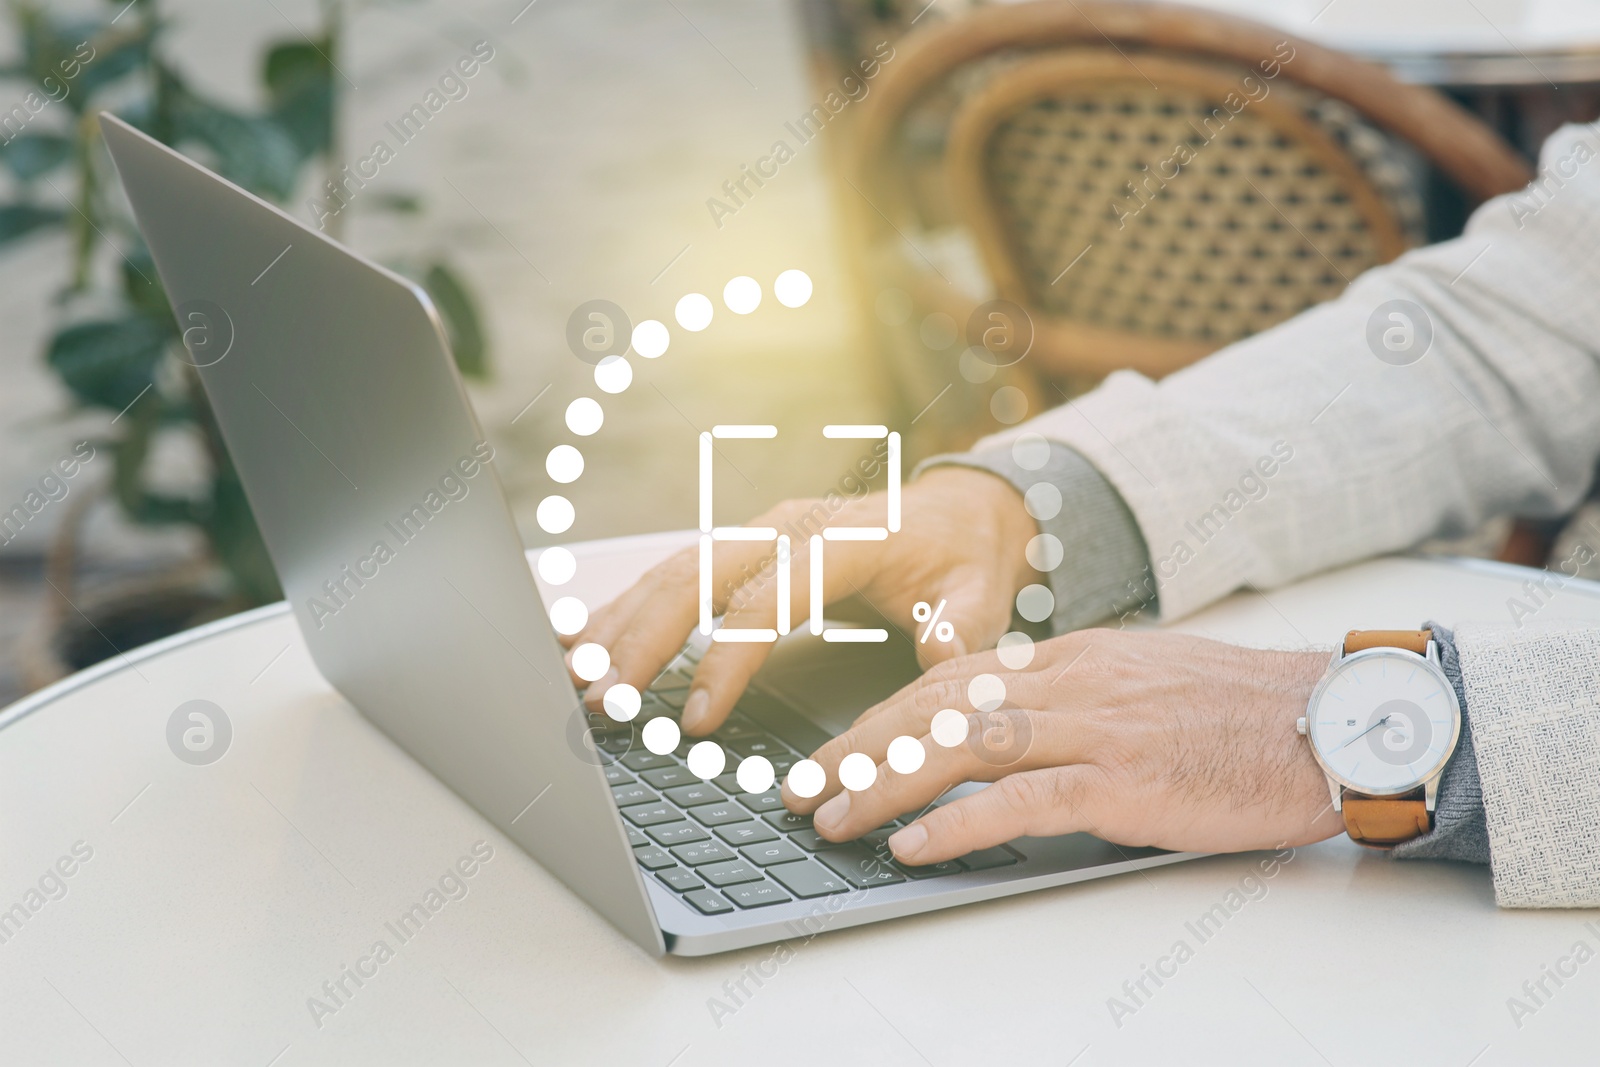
[0,0,487,685]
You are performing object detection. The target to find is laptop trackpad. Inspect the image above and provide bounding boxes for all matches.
[753,630,924,737]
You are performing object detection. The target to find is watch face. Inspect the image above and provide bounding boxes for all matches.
[1306,649,1460,795]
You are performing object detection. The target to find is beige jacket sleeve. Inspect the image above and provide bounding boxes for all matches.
[975,122,1600,621]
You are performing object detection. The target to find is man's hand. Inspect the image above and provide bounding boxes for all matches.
[564,467,1037,734]
[780,630,1344,865]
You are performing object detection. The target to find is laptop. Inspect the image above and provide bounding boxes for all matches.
[100,112,1196,957]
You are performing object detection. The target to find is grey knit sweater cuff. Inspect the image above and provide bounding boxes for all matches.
[1390,623,1489,865]
[915,441,1158,632]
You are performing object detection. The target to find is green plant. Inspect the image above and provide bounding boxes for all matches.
[0,0,487,607]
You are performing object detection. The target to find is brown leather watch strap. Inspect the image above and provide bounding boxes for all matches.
[1342,791,1431,847]
[1343,628,1432,655]
[1335,630,1437,847]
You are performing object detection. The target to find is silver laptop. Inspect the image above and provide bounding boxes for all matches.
[101,112,1196,957]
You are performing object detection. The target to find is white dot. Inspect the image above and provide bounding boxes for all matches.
[723,275,761,315]
[537,495,575,534]
[886,735,926,774]
[546,444,584,484]
[968,673,1006,712]
[992,385,1028,424]
[774,269,813,308]
[930,708,969,748]
[537,546,577,586]
[920,313,957,350]
[1016,583,1055,623]
[838,752,877,792]
[641,716,680,755]
[566,397,604,436]
[786,759,825,798]
[548,596,588,636]
[571,642,610,682]
[996,631,1035,670]
[1025,482,1062,521]
[602,683,641,722]
[1026,533,1064,572]
[675,293,713,332]
[736,755,775,794]
[959,348,998,383]
[595,354,632,394]
[687,740,727,779]
[631,319,669,359]
[1012,432,1050,471]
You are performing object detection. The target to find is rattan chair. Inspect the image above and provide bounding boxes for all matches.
[849,0,1533,389]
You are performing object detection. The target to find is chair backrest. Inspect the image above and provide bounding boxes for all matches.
[851,0,1533,382]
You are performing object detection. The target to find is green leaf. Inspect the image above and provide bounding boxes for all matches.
[110,394,201,526]
[120,241,172,322]
[0,133,73,181]
[172,92,301,201]
[424,262,489,378]
[263,40,334,160]
[46,314,169,410]
[203,468,282,604]
[0,202,66,244]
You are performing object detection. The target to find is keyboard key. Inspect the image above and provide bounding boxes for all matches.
[622,751,675,772]
[604,766,635,786]
[688,803,751,828]
[730,736,788,759]
[611,784,658,807]
[598,734,632,756]
[651,671,691,692]
[712,772,743,794]
[899,858,965,879]
[654,689,688,711]
[763,810,812,833]
[820,846,907,888]
[621,803,680,827]
[641,766,696,790]
[788,828,844,852]
[722,880,793,909]
[657,866,706,893]
[634,846,674,870]
[666,783,727,807]
[699,859,764,888]
[768,753,798,775]
[683,888,734,915]
[672,841,736,867]
[648,822,710,846]
[767,860,850,898]
[713,716,765,741]
[717,822,778,847]
[626,826,649,848]
[742,840,805,867]
[737,789,785,814]
[857,825,900,851]
[961,846,1021,871]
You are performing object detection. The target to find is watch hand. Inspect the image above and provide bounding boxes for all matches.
[1333,715,1391,753]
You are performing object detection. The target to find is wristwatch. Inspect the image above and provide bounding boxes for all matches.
[1296,629,1462,848]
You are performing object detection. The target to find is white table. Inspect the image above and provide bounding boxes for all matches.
[3,534,1599,1066]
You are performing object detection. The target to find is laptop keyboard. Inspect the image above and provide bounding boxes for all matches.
[591,647,1022,915]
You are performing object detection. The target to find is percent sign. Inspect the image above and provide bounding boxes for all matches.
[913,599,955,644]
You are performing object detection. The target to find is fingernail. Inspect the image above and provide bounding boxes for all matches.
[681,689,710,733]
[815,791,850,831]
[889,823,927,861]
